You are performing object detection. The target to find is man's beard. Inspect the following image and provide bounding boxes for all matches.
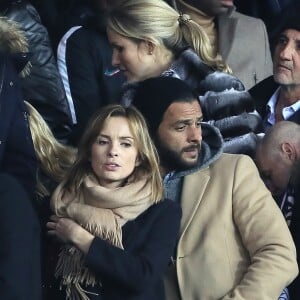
[155,135,201,172]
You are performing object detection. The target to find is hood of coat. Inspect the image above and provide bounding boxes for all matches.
[0,16,31,76]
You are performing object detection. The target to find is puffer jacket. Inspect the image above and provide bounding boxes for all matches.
[1,0,72,142]
[162,48,262,156]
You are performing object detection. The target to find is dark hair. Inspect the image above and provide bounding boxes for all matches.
[271,11,300,51]
[278,12,300,33]
[128,76,198,136]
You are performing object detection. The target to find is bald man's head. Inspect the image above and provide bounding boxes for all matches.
[255,121,300,195]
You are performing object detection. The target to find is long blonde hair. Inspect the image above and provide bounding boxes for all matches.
[25,101,76,196]
[106,0,230,72]
[62,104,163,203]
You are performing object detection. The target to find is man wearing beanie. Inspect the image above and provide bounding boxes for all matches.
[250,13,300,130]
[126,76,298,300]
[168,0,272,89]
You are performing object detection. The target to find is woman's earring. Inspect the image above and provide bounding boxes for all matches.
[147,41,154,55]
[135,157,141,167]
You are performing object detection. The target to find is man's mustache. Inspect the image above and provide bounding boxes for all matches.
[182,143,201,152]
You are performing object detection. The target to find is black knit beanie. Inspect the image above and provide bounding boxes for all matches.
[128,76,198,136]
[279,13,300,33]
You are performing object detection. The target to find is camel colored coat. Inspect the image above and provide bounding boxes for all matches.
[164,154,298,300]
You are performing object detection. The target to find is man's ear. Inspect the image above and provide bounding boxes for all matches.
[281,142,296,161]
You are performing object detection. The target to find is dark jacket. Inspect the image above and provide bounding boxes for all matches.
[249,75,300,125]
[2,0,73,141]
[0,52,37,198]
[288,162,300,299]
[56,199,181,300]
[0,173,41,300]
[57,22,125,145]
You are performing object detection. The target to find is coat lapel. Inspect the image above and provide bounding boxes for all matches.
[179,169,209,237]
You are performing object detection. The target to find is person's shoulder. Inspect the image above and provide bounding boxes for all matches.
[231,10,264,24]
[146,199,181,218]
[218,152,252,162]
[230,10,268,31]
[135,199,182,226]
[209,153,255,171]
[68,26,109,46]
[249,75,278,103]
[153,198,181,213]
[249,75,276,92]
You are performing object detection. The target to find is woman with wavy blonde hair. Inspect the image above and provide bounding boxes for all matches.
[47,104,181,300]
[106,0,262,156]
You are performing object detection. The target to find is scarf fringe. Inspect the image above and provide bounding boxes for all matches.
[55,223,122,300]
[65,281,100,300]
[52,175,153,299]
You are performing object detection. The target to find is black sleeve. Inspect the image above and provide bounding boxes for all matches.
[84,200,181,293]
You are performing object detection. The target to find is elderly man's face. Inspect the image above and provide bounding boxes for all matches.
[273,29,300,87]
[155,100,203,172]
[182,0,233,16]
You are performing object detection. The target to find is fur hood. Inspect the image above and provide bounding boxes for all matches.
[0,16,31,76]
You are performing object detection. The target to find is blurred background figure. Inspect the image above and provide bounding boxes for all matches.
[168,0,273,89]
[0,17,41,299]
[57,0,125,145]
[0,173,41,300]
[255,120,300,299]
[235,0,299,48]
[25,100,76,299]
[107,0,263,157]
[0,18,37,199]
[1,0,73,142]
[249,13,300,131]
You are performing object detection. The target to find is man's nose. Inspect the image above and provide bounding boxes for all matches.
[187,126,202,143]
[279,43,293,60]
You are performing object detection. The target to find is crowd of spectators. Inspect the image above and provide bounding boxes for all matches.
[1,1,300,299]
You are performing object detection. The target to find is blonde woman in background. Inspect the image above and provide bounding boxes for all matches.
[106,0,262,156]
[26,101,76,198]
[25,101,76,299]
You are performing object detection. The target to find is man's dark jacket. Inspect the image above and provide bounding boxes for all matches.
[249,75,300,124]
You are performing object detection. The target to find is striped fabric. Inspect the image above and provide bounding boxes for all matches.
[57,26,82,124]
[278,287,289,300]
[281,187,295,227]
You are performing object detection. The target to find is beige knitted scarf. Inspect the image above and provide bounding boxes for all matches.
[51,174,153,300]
